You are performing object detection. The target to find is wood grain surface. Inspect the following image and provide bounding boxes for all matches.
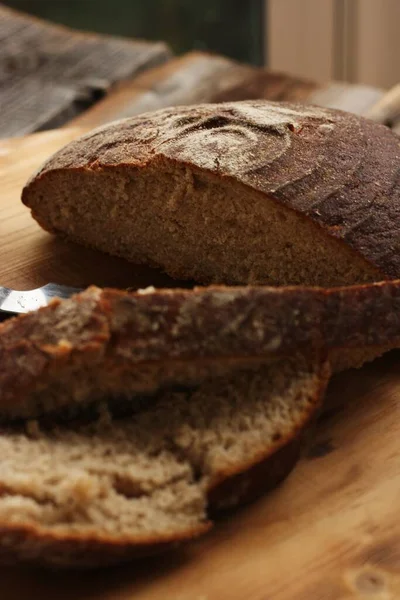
[1,128,400,599]
[0,4,170,138]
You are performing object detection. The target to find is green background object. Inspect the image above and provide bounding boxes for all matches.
[4,0,265,65]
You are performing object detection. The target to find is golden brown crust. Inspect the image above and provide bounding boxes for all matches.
[22,101,400,279]
[0,281,399,419]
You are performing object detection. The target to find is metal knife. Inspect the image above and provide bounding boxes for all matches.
[0,283,82,318]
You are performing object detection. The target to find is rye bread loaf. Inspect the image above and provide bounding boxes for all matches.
[0,355,328,568]
[0,281,398,421]
[22,100,400,287]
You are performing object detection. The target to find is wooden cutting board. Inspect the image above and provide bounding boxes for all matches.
[1,129,400,599]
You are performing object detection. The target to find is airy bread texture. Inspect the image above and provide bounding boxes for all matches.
[0,355,328,567]
[22,101,400,286]
[0,281,399,421]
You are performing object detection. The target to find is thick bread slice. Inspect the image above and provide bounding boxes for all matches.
[22,100,400,286]
[0,281,398,421]
[0,355,329,568]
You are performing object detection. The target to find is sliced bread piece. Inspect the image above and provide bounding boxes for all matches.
[0,355,329,568]
[22,100,400,287]
[0,281,399,421]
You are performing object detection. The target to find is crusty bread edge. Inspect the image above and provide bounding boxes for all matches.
[0,357,330,568]
[2,279,400,418]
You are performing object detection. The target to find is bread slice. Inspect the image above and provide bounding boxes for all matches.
[0,281,398,421]
[22,100,400,286]
[0,355,329,568]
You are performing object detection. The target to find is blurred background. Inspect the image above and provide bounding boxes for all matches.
[1,0,399,138]
[3,0,399,88]
[2,0,265,65]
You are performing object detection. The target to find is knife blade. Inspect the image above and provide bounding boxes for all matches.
[0,283,82,318]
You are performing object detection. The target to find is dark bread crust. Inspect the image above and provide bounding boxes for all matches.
[22,100,400,280]
[0,281,399,419]
[207,429,305,515]
[0,522,209,569]
[0,357,329,568]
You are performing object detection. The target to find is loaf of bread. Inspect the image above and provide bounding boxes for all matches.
[0,281,398,421]
[22,100,400,287]
[10,99,400,568]
[0,355,328,567]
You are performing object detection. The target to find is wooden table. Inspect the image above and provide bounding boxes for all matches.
[0,118,400,600]
[1,7,400,594]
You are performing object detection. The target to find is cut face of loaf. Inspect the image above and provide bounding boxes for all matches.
[0,281,399,421]
[0,355,329,568]
[22,100,400,286]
